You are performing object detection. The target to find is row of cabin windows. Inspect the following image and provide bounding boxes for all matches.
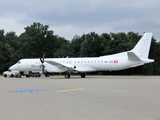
[59,61,112,64]
[35,61,113,64]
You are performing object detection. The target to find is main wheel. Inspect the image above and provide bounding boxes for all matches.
[65,72,70,78]
[80,72,86,78]
[45,74,50,77]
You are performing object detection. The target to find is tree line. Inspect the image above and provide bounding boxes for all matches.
[0,22,160,75]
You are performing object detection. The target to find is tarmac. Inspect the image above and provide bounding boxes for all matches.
[0,75,160,120]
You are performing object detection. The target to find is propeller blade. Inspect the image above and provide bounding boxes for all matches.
[43,53,45,59]
[40,53,45,63]
[40,53,46,74]
[40,57,44,63]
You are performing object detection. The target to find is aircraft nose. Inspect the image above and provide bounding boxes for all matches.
[9,66,13,71]
[9,64,17,71]
[8,68,11,71]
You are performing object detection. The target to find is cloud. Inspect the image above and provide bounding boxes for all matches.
[0,0,160,40]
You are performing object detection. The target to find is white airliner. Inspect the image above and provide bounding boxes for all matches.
[9,33,154,78]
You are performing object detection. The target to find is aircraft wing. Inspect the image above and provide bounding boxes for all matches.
[45,60,76,70]
[45,60,96,72]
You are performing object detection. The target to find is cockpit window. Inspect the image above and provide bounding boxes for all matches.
[17,61,21,64]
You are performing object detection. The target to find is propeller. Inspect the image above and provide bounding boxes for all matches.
[40,53,45,63]
[40,53,45,74]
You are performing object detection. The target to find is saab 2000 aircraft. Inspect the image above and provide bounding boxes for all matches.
[9,33,154,78]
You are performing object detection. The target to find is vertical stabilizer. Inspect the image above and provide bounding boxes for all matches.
[131,33,152,59]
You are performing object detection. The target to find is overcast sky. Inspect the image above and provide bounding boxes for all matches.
[0,0,160,40]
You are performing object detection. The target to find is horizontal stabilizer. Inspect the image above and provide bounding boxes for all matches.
[127,52,141,61]
[130,63,144,68]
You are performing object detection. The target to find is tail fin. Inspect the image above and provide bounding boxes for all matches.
[131,33,153,59]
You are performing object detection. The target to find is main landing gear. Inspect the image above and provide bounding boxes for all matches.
[65,71,70,78]
[64,72,86,78]
[80,72,86,78]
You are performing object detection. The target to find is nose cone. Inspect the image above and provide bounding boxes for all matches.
[9,64,18,71]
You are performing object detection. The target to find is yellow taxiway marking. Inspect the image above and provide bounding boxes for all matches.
[56,88,84,93]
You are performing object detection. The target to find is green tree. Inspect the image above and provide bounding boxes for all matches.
[70,35,84,57]
[18,22,56,58]
[107,32,133,55]
[0,30,18,72]
[80,32,102,57]
[149,40,160,75]
[0,30,6,72]
[53,37,72,57]
[99,33,111,56]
